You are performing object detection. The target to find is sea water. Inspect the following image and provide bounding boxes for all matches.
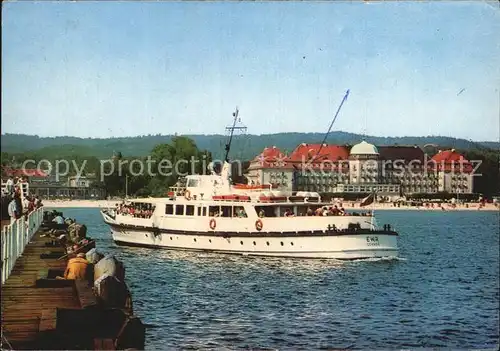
[57,208,499,350]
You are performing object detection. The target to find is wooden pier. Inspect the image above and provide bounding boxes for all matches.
[1,211,145,350]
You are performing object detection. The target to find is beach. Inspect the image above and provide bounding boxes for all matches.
[42,200,117,208]
[41,199,500,211]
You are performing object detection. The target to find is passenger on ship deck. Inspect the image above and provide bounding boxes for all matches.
[339,207,346,216]
[322,207,329,216]
[116,203,155,218]
[258,209,265,218]
[284,209,294,217]
[306,207,313,216]
[330,205,340,216]
[314,207,323,216]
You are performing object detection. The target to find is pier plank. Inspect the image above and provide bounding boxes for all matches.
[39,309,57,332]
[75,279,98,308]
[1,230,81,349]
[2,222,145,350]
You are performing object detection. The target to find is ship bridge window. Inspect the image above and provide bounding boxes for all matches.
[221,206,232,218]
[186,205,195,216]
[234,206,247,218]
[165,204,174,215]
[209,206,220,217]
[187,179,200,188]
[175,205,184,216]
[255,206,277,218]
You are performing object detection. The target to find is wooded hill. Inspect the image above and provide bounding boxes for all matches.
[2,133,498,198]
[1,132,498,161]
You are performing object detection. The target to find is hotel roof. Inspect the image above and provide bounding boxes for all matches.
[287,143,350,162]
[378,145,425,163]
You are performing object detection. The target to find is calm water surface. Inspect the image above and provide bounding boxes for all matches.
[56,208,499,350]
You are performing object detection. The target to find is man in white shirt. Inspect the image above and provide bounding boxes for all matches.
[8,198,17,223]
[23,196,30,214]
[5,177,14,194]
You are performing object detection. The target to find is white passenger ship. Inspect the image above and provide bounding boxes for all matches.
[101,161,399,260]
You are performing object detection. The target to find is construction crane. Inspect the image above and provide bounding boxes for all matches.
[314,89,350,159]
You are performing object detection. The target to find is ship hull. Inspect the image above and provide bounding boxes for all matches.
[107,222,398,260]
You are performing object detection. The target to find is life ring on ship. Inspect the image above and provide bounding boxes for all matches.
[209,218,216,230]
[255,219,263,231]
[184,190,191,201]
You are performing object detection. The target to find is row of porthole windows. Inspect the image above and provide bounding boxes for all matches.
[166,236,294,246]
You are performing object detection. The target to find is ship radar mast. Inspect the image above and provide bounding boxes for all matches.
[224,107,247,163]
[208,108,248,175]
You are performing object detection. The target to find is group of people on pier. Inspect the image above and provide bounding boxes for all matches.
[1,177,43,223]
[3,176,27,194]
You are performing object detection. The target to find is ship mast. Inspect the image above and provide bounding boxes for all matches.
[224,107,247,162]
[315,89,350,159]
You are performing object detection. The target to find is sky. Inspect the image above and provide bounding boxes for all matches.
[2,1,500,141]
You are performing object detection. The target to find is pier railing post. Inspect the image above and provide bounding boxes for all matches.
[17,219,21,260]
[1,227,7,284]
[1,206,45,284]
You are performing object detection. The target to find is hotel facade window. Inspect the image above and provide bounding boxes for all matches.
[246,143,473,197]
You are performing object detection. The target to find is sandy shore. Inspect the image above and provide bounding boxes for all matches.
[43,200,117,208]
[41,199,499,211]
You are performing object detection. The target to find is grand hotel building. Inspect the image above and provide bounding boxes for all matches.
[246,141,474,197]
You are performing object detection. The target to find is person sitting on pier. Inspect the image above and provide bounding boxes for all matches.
[53,213,65,225]
[64,253,89,280]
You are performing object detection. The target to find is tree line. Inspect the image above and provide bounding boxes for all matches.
[1,136,214,198]
[1,136,499,198]
[2,132,498,161]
